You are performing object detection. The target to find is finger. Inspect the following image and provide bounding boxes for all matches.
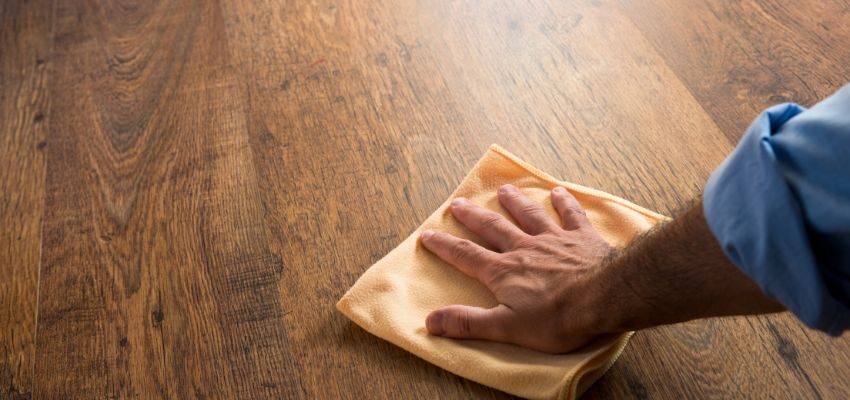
[426,304,514,342]
[420,230,498,284]
[551,186,590,230]
[497,184,559,235]
[450,197,527,251]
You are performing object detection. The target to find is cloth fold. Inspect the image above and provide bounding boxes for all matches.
[337,145,666,399]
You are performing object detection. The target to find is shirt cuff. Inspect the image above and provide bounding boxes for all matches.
[703,103,848,335]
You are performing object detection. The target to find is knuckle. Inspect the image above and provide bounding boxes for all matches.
[514,254,535,268]
[456,309,472,336]
[520,203,544,216]
[513,236,540,250]
[486,259,512,283]
[451,239,477,261]
[478,213,505,230]
[562,207,587,217]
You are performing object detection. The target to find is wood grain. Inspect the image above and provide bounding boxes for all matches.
[0,0,52,398]
[618,0,850,141]
[0,0,847,398]
[34,0,300,398]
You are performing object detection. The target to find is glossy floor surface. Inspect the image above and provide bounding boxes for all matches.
[2,0,849,398]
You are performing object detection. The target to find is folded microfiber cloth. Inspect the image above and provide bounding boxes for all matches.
[337,145,666,399]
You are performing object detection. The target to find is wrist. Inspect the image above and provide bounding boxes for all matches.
[586,248,638,333]
[589,247,669,333]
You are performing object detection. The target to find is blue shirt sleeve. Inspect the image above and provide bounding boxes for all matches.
[704,84,850,335]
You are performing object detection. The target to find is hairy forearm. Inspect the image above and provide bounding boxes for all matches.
[596,197,785,332]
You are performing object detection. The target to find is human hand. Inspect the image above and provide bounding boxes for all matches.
[420,184,615,353]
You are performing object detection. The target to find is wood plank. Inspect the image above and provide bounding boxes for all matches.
[0,0,53,398]
[617,0,850,141]
[34,0,301,398]
[219,1,499,397]
[410,0,728,213]
[220,0,796,398]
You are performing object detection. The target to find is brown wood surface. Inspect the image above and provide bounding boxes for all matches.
[0,0,51,398]
[0,0,848,398]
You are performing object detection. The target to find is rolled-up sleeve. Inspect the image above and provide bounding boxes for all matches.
[704,84,850,335]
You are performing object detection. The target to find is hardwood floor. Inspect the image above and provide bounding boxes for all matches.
[1,0,847,398]
[0,0,51,398]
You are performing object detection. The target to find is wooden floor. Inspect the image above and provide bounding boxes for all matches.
[2,0,849,398]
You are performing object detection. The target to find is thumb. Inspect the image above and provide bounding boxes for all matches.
[426,304,513,342]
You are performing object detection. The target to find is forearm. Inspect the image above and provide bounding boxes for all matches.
[597,196,785,332]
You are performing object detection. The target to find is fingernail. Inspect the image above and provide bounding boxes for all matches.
[451,197,467,207]
[427,312,445,335]
[499,184,515,193]
[553,186,566,194]
[421,230,434,240]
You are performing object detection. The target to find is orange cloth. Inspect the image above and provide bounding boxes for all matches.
[337,145,666,399]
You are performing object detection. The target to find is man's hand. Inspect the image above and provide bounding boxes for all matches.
[419,184,614,353]
[420,185,785,354]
